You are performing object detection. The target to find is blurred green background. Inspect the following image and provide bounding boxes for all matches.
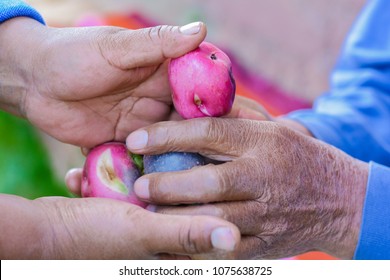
[0,111,70,198]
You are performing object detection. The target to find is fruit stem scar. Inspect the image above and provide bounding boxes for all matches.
[194,94,202,106]
[210,53,217,60]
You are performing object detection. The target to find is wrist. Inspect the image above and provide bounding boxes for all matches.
[317,149,369,259]
[0,194,48,259]
[0,17,47,117]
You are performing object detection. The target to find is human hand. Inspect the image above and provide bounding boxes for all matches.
[227,95,272,121]
[125,118,369,259]
[0,17,206,148]
[63,95,273,206]
[0,194,239,259]
[218,94,312,137]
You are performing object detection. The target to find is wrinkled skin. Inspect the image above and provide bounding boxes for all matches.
[0,18,207,148]
[0,17,244,260]
[66,95,270,194]
[125,118,369,260]
[65,96,367,259]
[0,194,240,259]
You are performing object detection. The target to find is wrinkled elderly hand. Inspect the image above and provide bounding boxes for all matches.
[0,194,240,259]
[126,118,369,259]
[0,17,206,148]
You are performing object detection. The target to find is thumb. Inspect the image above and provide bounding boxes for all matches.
[98,22,207,68]
[142,211,240,257]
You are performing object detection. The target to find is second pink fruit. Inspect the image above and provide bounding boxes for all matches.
[81,142,147,208]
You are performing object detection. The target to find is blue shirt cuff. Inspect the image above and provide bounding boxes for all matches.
[353,162,390,259]
[0,0,45,25]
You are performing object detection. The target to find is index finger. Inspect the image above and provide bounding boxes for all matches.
[126,118,257,159]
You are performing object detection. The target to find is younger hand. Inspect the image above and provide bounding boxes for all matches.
[0,18,206,147]
[0,194,240,259]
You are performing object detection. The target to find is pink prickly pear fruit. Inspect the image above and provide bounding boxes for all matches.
[168,41,236,119]
[81,142,147,208]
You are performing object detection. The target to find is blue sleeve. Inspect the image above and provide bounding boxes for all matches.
[286,0,390,260]
[354,162,390,260]
[286,0,390,166]
[0,0,45,25]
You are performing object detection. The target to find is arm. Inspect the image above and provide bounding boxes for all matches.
[0,193,239,259]
[0,2,242,259]
[285,0,390,165]
[121,2,389,259]
[0,3,207,148]
[283,0,390,259]
[0,0,44,115]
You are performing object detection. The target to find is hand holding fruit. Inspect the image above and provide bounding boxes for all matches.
[63,142,239,259]
[66,96,272,199]
[0,18,206,148]
[62,32,275,260]
[79,142,207,208]
[125,118,369,259]
[0,194,239,259]
[77,40,237,204]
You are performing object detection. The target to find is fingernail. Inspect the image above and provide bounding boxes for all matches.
[179,22,201,35]
[65,168,81,190]
[211,227,236,251]
[127,130,148,150]
[146,204,157,212]
[81,147,90,156]
[134,178,150,199]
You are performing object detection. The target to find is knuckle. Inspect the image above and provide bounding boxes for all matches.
[201,166,227,201]
[213,166,233,198]
[147,25,176,58]
[202,204,225,218]
[209,118,230,143]
[95,27,122,50]
[147,25,164,41]
[178,218,209,254]
[94,27,130,68]
[147,122,178,152]
[146,175,165,202]
[154,25,174,37]
[210,162,255,201]
[196,117,217,142]
[197,118,242,156]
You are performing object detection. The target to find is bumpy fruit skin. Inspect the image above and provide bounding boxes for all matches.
[168,41,236,119]
[143,152,206,174]
[82,142,147,208]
